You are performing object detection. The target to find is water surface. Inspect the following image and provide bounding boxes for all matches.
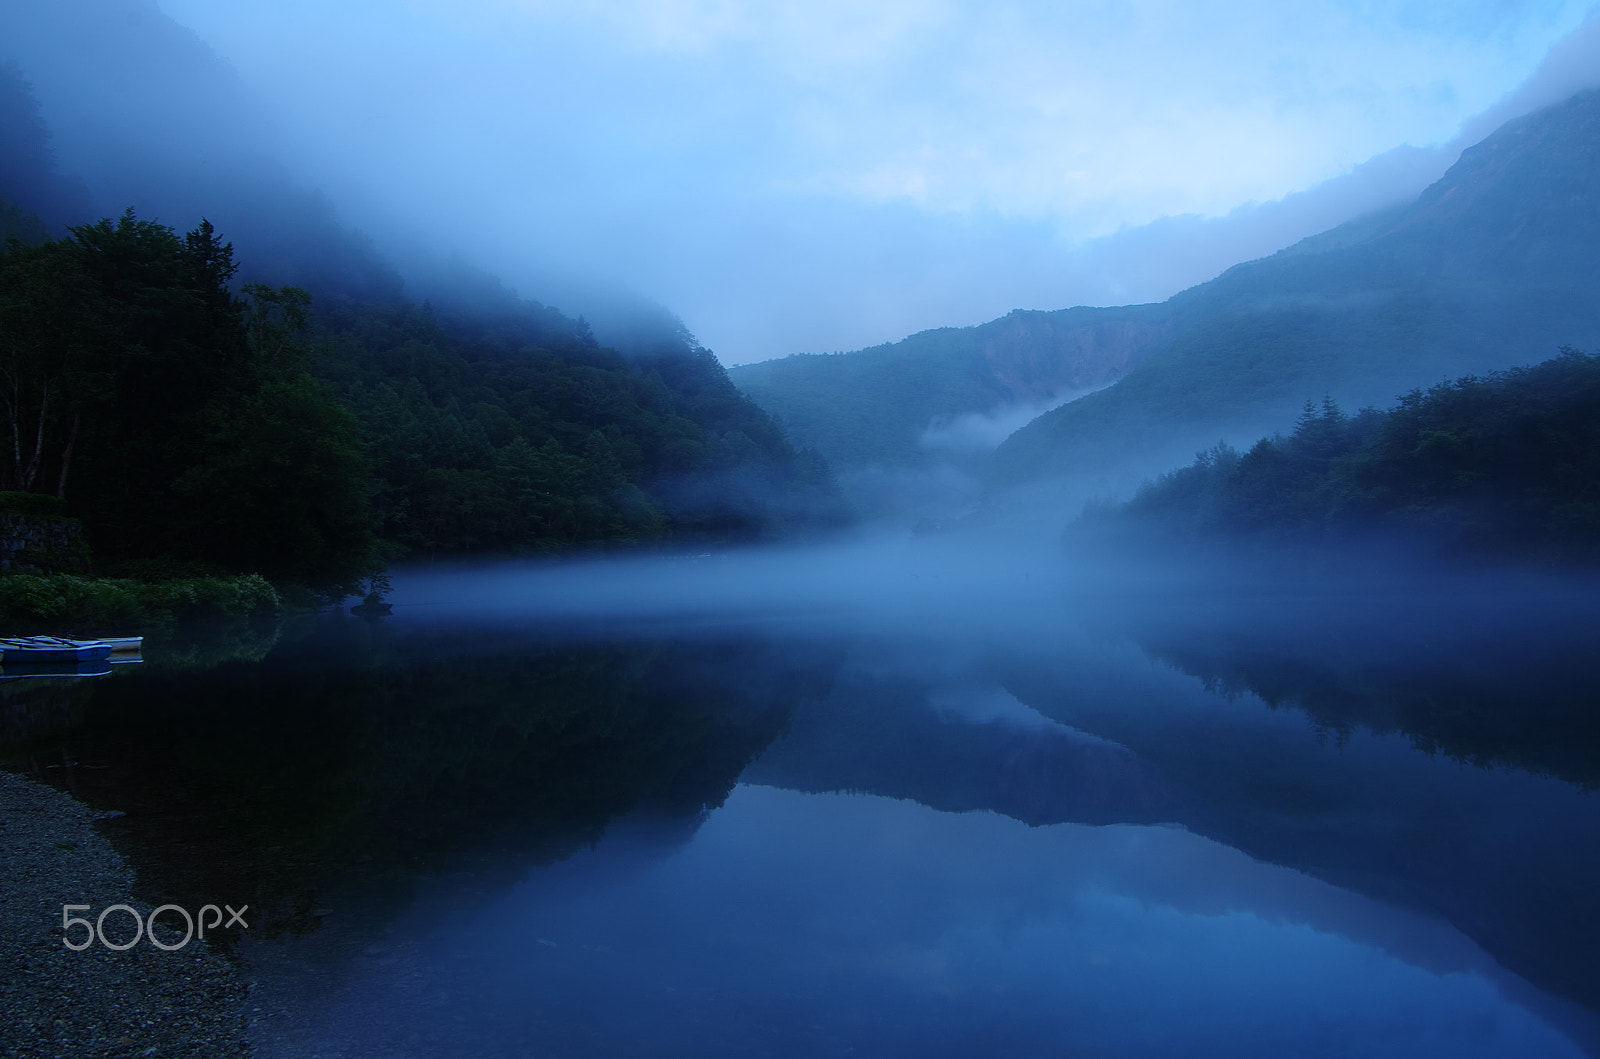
[7,551,1600,1056]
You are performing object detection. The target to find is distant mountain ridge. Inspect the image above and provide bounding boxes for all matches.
[729,301,1168,472]
[989,86,1600,496]
[731,87,1600,506]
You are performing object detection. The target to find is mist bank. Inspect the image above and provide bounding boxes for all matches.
[0,3,711,371]
[10,0,1600,375]
[381,520,1600,654]
[113,0,1600,368]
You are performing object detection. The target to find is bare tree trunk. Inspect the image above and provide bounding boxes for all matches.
[19,386,47,493]
[9,376,22,492]
[56,410,79,499]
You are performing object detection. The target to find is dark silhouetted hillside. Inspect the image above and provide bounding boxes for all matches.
[0,33,845,589]
[1074,347,1600,565]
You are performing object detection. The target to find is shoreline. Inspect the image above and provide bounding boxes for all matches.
[0,770,250,1058]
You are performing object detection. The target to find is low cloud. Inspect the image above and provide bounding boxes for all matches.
[8,0,1599,363]
[919,391,1101,457]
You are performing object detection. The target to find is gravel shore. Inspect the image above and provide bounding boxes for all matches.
[0,770,250,1058]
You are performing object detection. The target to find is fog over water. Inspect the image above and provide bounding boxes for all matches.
[233,542,1600,1058]
[392,533,1073,635]
[387,528,1600,642]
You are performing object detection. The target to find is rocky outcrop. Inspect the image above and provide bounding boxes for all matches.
[980,311,1169,406]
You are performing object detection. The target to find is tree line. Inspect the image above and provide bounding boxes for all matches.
[1081,347,1600,564]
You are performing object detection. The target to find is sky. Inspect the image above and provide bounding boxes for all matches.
[150,0,1600,363]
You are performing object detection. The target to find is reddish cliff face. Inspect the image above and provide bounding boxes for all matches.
[981,313,1171,407]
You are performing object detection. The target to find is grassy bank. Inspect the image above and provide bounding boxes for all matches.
[0,573,286,636]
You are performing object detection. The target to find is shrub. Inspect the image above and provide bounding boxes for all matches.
[0,573,284,634]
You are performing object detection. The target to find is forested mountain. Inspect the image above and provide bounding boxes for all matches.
[988,88,1600,496]
[1074,348,1600,565]
[0,52,841,593]
[311,293,842,561]
[729,88,1600,507]
[728,304,1167,470]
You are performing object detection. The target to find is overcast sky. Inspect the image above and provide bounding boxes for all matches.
[153,0,1600,363]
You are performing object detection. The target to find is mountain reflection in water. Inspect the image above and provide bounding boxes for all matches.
[5,556,1600,1057]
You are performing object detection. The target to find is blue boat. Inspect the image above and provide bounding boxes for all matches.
[0,636,115,664]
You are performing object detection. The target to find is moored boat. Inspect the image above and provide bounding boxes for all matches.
[0,659,113,679]
[0,636,115,663]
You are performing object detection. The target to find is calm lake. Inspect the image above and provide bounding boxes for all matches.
[8,542,1600,1057]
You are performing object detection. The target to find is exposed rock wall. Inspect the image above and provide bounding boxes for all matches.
[0,514,88,573]
[980,312,1170,406]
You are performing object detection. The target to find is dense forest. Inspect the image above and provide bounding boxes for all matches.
[316,291,843,561]
[0,209,843,595]
[0,212,376,589]
[1077,347,1600,564]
